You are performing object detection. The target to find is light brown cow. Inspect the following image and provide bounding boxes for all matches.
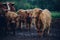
[17,9,33,31]
[32,8,52,36]
[25,9,32,30]
[17,9,27,29]
[6,11,19,34]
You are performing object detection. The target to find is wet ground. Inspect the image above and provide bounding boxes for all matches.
[0,18,60,40]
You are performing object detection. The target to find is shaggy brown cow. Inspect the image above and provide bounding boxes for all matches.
[17,9,32,31]
[17,9,26,30]
[6,11,18,35]
[25,9,32,30]
[32,8,51,36]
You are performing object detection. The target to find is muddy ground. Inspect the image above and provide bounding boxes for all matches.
[0,18,60,40]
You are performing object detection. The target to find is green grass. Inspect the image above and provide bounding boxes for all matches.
[51,11,60,18]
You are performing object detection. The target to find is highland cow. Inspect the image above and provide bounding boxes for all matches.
[17,9,32,31]
[17,9,26,30]
[25,9,32,30]
[6,11,18,35]
[32,8,51,36]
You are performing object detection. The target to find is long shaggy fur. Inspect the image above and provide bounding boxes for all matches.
[32,8,52,36]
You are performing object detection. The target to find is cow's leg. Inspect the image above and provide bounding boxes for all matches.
[4,21,7,35]
[13,28,15,35]
[7,22,10,34]
[19,21,21,30]
[12,23,16,35]
[37,20,44,37]
[41,22,46,36]
[35,21,40,35]
[23,20,25,25]
[26,23,29,30]
[16,21,19,29]
[26,23,31,32]
[4,24,8,35]
[19,23,21,29]
[45,20,51,36]
[46,25,50,36]
[47,26,50,34]
[47,21,51,35]
[35,22,38,31]
[26,20,31,31]
[28,20,31,31]
[28,23,31,31]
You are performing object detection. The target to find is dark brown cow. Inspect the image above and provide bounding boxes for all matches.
[0,2,7,34]
[8,2,15,11]
[25,9,32,30]
[0,2,17,35]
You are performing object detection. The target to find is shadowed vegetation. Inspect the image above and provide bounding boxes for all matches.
[0,0,60,18]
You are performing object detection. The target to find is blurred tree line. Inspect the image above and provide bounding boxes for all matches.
[0,0,60,11]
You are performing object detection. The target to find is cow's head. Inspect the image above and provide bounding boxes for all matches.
[32,8,42,18]
[6,11,18,24]
[12,14,18,24]
[18,9,28,18]
[25,9,33,18]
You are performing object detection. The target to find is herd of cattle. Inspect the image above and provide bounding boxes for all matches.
[0,2,52,37]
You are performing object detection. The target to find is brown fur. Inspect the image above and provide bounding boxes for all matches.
[32,8,52,36]
[17,9,33,30]
[17,9,27,29]
[6,11,19,30]
[25,9,33,30]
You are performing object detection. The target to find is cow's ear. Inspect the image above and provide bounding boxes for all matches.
[25,11,27,14]
[38,9,42,14]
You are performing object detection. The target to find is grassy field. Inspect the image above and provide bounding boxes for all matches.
[51,11,60,18]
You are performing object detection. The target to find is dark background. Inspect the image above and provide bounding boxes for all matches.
[0,0,60,11]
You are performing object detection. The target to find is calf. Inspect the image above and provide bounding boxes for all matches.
[6,11,18,35]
